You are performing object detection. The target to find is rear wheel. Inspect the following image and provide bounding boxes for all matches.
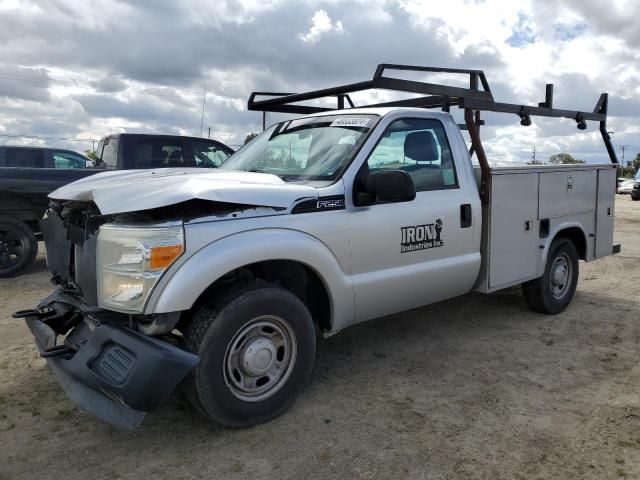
[522,237,579,314]
[0,217,37,277]
[183,283,316,428]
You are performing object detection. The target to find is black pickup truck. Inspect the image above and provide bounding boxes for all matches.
[0,134,234,277]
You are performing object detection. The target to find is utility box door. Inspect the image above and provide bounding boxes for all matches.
[538,170,597,219]
[595,168,616,259]
[488,173,540,289]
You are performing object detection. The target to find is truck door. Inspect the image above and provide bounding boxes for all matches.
[348,117,480,323]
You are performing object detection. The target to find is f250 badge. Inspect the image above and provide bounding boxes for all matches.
[317,199,345,209]
[401,219,444,253]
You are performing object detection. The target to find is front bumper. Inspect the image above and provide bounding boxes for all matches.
[14,288,198,429]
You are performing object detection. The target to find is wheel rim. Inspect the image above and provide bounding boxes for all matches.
[0,227,27,270]
[550,252,572,299]
[223,315,297,402]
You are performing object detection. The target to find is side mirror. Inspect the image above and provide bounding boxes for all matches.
[364,170,416,204]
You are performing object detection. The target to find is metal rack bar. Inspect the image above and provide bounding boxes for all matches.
[247,63,619,200]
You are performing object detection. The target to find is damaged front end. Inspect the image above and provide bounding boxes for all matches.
[13,201,198,428]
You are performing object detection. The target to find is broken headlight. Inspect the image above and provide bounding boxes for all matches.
[97,223,184,313]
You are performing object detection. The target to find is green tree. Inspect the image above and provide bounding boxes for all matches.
[244,133,259,145]
[632,153,640,173]
[84,150,98,164]
[527,159,544,165]
[618,165,635,178]
[548,153,585,165]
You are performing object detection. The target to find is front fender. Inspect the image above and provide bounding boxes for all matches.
[145,228,354,332]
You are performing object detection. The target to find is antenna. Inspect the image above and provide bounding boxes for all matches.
[200,83,207,137]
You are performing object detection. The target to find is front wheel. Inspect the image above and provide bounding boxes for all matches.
[0,217,38,278]
[183,283,316,428]
[522,237,579,314]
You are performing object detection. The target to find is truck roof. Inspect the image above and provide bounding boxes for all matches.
[303,107,452,118]
[98,133,228,142]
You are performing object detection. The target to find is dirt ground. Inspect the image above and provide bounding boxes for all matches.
[0,196,638,480]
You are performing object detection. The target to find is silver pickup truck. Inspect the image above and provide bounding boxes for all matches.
[15,65,620,429]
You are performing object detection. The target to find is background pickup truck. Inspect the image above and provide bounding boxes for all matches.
[0,134,234,277]
[17,65,620,430]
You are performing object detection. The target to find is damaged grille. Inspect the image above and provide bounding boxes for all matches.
[40,203,102,305]
[72,242,83,286]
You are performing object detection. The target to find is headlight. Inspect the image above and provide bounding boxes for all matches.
[97,223,184,313]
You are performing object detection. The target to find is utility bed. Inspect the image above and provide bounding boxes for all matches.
[474,163,617,292]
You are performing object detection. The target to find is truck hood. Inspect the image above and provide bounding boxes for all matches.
[49,168,319,215]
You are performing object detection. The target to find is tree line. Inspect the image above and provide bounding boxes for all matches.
[528,152,640,177]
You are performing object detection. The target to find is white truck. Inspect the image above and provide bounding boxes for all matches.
[15,65,620,429]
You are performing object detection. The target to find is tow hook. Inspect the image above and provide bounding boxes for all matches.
[12,309,57,320]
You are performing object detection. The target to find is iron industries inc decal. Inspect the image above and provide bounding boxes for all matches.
[400,219,444,253]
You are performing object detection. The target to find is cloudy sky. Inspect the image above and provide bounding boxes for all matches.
[0,0,638,164]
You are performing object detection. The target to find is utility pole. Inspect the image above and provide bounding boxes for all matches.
[621,145,629,168]
[200,83,207,137]
[208,127,211,139]
[532,145,536,162]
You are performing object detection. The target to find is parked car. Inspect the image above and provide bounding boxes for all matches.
[15,65,620,429]
[632,171,640,201]
[617,179,635,194]
[0,146,92,169]
[0,135,234,277]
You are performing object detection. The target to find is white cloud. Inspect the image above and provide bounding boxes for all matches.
[0,0,637,163]
[299,10,344,44]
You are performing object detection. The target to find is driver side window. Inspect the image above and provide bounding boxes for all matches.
[366,118,458,191]
[52,151,90,169]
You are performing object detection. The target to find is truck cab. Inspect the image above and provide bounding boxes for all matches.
[95,133,234,169]
[16,65,620,430]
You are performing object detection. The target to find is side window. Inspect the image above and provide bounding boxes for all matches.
[101,137,118,169]
[53,151,89,169]
[5,148,45,168]
[95,139,105,167]
[366,118,458,191]
[190,140,231,168]
[135,139,184,168]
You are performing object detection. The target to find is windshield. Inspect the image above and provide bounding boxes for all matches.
[219,114,377,181]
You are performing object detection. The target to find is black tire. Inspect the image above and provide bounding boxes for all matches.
[522,237,579,314]
[0,217,38,278]
[183,283,316,428]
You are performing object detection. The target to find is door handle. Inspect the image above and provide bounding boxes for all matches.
[460,204,472,228]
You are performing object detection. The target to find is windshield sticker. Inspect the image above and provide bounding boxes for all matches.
[330,117,370,128]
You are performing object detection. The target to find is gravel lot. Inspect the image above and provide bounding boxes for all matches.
[1,196,638,480]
